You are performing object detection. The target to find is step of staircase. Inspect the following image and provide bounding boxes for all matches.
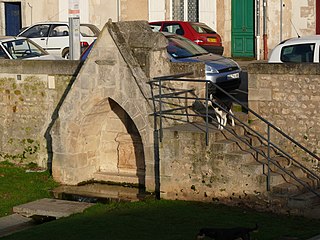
[212,134,262,153]
[272,177,318,196]
[288,189,320,209]
[272,182,302,195]
[162,121,245,143]
[224,146,278,164]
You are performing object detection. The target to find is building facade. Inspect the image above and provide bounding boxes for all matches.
[151,0,320,59]
[0,0,319,58]
[0,0,148,35]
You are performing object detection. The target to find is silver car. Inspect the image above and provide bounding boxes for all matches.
[165,33,241,93]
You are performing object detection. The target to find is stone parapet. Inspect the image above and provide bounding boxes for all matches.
[0,61,79,167]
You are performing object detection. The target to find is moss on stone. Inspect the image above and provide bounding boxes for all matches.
[14,90,21,95]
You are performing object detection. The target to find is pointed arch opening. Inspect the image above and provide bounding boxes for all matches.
[79,98,146,188]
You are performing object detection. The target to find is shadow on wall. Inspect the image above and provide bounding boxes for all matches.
[109,98,146,189]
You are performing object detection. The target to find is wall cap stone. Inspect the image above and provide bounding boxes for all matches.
[248,63,320,75]
[0,60,80,75]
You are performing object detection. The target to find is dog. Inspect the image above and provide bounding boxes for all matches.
[209,97,235,130]
[196,223,258,240]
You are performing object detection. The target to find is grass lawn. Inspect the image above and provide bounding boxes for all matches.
[1,161,320,240]
[0,161,59,217]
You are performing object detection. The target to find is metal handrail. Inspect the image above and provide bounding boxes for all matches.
[148,73,320,197]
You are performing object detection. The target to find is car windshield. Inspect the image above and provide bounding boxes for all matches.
[20,24,50,38]
[80,24,100,37]
[167,35,208,58]
[190,23,216,34]
[149,24,161,32]
[2,39,47,59]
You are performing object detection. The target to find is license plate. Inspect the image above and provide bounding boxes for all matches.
[207,38,217,43]
[227,73,240,79]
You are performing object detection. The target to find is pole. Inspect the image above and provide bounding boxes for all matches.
[68,0,81,60]
[280,0,283,42]
[256,0,260,60]
[263,0,268,60]
[117,0,120,21]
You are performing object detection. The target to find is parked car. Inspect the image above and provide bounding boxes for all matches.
[18,21,100,59]
[0,36,63,60]
[165,33,240,93]
[80,39,95,62]
[268,35,320,63]
[149,20,224,55]
[81,33,240,93]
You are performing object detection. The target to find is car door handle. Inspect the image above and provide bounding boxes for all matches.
[40,38,46,40]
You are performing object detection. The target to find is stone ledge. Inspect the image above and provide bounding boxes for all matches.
[0,214,34,238]
[12,198,94,219]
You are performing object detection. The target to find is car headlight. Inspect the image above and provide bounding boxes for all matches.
[205,65,219,74]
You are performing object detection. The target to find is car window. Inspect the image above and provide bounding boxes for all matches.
[2,39,46,59]
[149,24,161,32]
[80,25,98,37]
[280,43,315,63]
[50,25,69,37]
[167,35,208,58]
[20,24,50,38]
[190,23,216,34]
[163,23,184,35]
[0,47,9,59]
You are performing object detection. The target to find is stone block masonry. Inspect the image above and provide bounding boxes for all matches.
[248,63,320,170]
[0,60,80,167]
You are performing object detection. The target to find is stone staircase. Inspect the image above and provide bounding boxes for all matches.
[206,109,320,217]
[170,102,320,217]
[148,73,320,218]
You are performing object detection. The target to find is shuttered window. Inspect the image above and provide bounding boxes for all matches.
[172,0,185,20]
[187,0,199,22]
[172,0,198,21]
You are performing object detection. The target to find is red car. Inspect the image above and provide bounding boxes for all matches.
[149,20,224,55]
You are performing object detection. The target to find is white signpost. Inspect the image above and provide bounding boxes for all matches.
[69,0,80,60]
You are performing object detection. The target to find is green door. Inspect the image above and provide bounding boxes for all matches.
[231,0,254,58]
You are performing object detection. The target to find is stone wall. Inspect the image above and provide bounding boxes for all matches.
[0,60,80,167]
[159,126,267,204]
[248,63,320,167]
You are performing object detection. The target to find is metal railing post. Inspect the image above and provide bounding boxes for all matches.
[205,81,209,146]
[267,125,271,191]
[159,79,163,142]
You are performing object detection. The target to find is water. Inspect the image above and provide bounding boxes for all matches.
[52,183,153,203]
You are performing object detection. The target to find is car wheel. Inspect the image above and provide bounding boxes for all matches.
[62,48,69,59]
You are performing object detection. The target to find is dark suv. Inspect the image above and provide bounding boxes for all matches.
[149,20,224,55]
